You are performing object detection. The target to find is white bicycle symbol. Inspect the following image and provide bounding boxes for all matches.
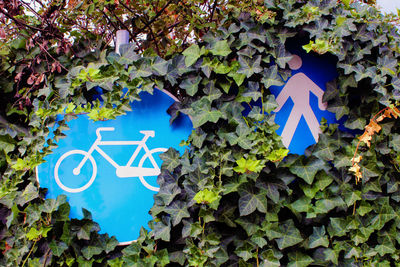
[54,127,167,193]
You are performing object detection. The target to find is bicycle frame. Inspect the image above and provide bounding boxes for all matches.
[75,129,154,173]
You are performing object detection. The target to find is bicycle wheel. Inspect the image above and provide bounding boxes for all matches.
[138,148,167,192]
[54,150,97,193]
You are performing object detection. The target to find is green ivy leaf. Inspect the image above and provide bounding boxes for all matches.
[262,65,284,89]
[179,76,202,96]
[328,217,347,237]
[288,251,313,267]
[159,148,180,171]
[289,157,327,184]
[275,220,304,249]
[238,188,268,216]
[153,220,171,242]
[0,135,16,153]
[210,40,232,57]
[165,201,190,226]
[237,55,263,78]
[261,249,283,266]
[49,241,68,257]
[116,44,139,64]
[183,44,201,67]
[151,56,169,76]
[323,248,339,265]
[390,134,400,152]
[81,245,103,260]
[187,98,223,128]
[308,226,329,248]
[235,242,254,261]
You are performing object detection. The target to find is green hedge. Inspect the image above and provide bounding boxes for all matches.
[1,0,400,266]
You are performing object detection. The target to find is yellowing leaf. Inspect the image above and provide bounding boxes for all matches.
[358,131,372,147]
[365,120,381,135]
[233,157,264,173]
[193,189,219,205]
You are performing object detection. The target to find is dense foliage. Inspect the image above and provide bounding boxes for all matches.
[1,0,400,266]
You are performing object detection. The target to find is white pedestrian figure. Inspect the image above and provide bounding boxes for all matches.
[274,54,327,148]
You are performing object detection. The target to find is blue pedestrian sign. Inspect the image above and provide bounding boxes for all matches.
[269,45,339,154]
[37,89,192,244]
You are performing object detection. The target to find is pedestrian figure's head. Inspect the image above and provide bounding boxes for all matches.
[288,54,302,70]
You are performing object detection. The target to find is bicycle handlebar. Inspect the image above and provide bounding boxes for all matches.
[96,127,115,139]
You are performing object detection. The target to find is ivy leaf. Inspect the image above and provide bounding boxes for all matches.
[214,247,229,265]
[369,198,396,230]
[328,217,347,237]
[187,98,223,128]
[0,135,16,153]
[324,248,339,265]
[262,65,284,89]
[222,124,253,150]
[314,196,345,214]
[378,55,397,77]
[237,55,263,78]
[151,56,168,76]
[183,44,202,66]
[343,190,361,207]
[275,44,292,68]
[327,99,349,120]
[159,148,180,171]
[210,40,232,57]
[323,80,338,102]
[165,201,190,226]
[235,242,254,261]
[27,226,51,240]
[234,157,264,174]
[153,220,171,241]
[263,95,279,113]
[82,245,103,260]
[129,62,152,79]
[179,76,202,96]
[240,81,262,102]
[238,186,268,216]
[203,81,222,103]
[289,157,327,184]
[49,241,68,257]
[194,189,219,205]
[288,251,313,267]
[20,183,38,205]
[390,134,400,152]
[344,117,366,130]
[290,196,311,213]
[275,220,304,249]
[117,44,139,64]
[261,249,283,266]
[308,226,329,248]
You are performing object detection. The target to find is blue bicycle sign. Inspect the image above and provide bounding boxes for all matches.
[37,89,192,244]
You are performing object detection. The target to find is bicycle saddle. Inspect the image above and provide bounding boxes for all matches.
[139,130,155,137]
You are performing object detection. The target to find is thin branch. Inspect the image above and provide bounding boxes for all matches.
[34,40,68,72]
[0,8,44,32]
[139,16,160,55]
[20,1,45,21]
[101,10,119,32]
[209,0,218,23]
[132,0,179,38]
[118,1,137,14]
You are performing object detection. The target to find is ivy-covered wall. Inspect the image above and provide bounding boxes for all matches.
[1,0,400,266]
